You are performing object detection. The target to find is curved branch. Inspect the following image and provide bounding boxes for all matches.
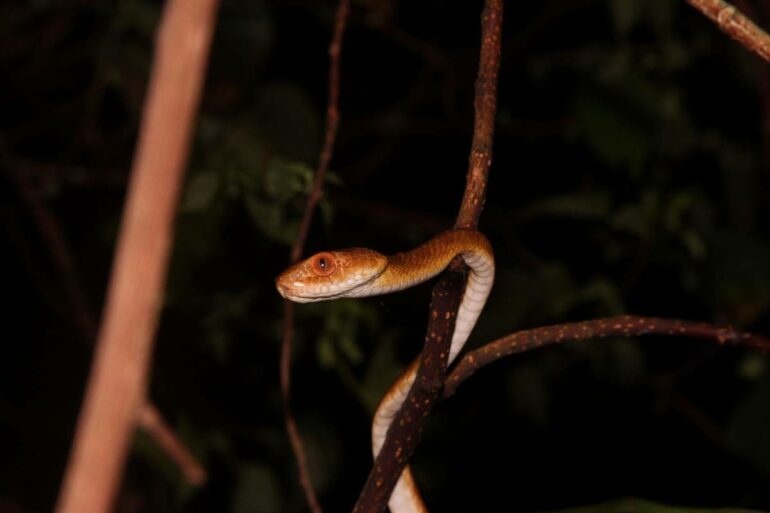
[444,315,770,397]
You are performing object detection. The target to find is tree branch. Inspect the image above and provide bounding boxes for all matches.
[54,2,219,512]
[353,1,503,511]
[281,1,350,512]
[686,0,770,63]
[455,0,503,231]
[443,315,770,397]
[352,273,463,513]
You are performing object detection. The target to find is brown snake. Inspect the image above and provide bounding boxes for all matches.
[276,229,495,512]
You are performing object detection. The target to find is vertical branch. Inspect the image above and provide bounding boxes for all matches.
[353,1,504,511]
[352,273,464,513]
[55,1,219,513]
[455,0,503,230]
[281,1,350,512]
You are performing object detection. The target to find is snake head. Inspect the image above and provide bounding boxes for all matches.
[275,248,388,302]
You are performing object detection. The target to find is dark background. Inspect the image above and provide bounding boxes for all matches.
[2,1,770,512]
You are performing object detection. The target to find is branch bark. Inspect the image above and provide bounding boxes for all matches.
[353,1,503,511]
[686,0,770,63]
[352,273,463,513]
[54,1,219,512]
[444,315,770,397]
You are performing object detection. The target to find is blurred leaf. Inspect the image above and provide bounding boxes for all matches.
[232,463,283,513]
[182,172,220,213]
[702,231,770,322]
[538,497,768,513]
[725,377,770,479]
[255,83,321,163]
[264,158,312,201]
[518,192,611,221]
[737,354,769,381]
[607,0,674,38]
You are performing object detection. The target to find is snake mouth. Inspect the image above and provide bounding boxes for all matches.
[275,279,343,303]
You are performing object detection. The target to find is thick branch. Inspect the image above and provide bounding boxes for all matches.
[353,272,463,513]
[54,2,219,513]
[686,0,770,63]
[444,315,770,397]
[281,1,350,512]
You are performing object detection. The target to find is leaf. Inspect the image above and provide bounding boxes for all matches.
[537,497,768,513]
[517,192,611,221]
[231,464,283,513]
[181,172,220,213]
[725,377,770,479]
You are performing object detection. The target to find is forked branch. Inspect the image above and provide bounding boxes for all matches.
[55,1,219,512]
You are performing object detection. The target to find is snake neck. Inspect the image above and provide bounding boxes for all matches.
[374,229,495,363]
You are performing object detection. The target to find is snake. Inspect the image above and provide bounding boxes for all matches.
[276,229,495,512]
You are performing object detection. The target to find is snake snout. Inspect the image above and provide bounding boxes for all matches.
[275,278,290,299]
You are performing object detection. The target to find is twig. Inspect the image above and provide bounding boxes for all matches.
[290,0,349,264]
[686,0,770,63]
[353,1,503,511]
[0,147,205,485]
[443,315,770,397]
[54,1,219,512]
[281,1,350,512]
[137,404,207,485]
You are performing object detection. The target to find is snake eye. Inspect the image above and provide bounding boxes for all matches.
[311,252,336,276]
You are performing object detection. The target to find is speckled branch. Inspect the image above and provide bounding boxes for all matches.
[686,0,770,63]
[455,0,503,230]
[443,315,770,397]
[353,1,503,511]
[353,272,464,513]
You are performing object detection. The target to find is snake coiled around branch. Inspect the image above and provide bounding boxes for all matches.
[276,229,495,512]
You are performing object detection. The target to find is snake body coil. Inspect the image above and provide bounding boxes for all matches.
[277,229,495,513]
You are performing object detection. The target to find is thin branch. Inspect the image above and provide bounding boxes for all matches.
[138,404,207,485]
[281,1,350,512]
[444,315,770,397]
[354,1,503,511]
[54,1,219,512]
[686,0,770,63]
[455,0,503,231]
[0,146,205,485]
